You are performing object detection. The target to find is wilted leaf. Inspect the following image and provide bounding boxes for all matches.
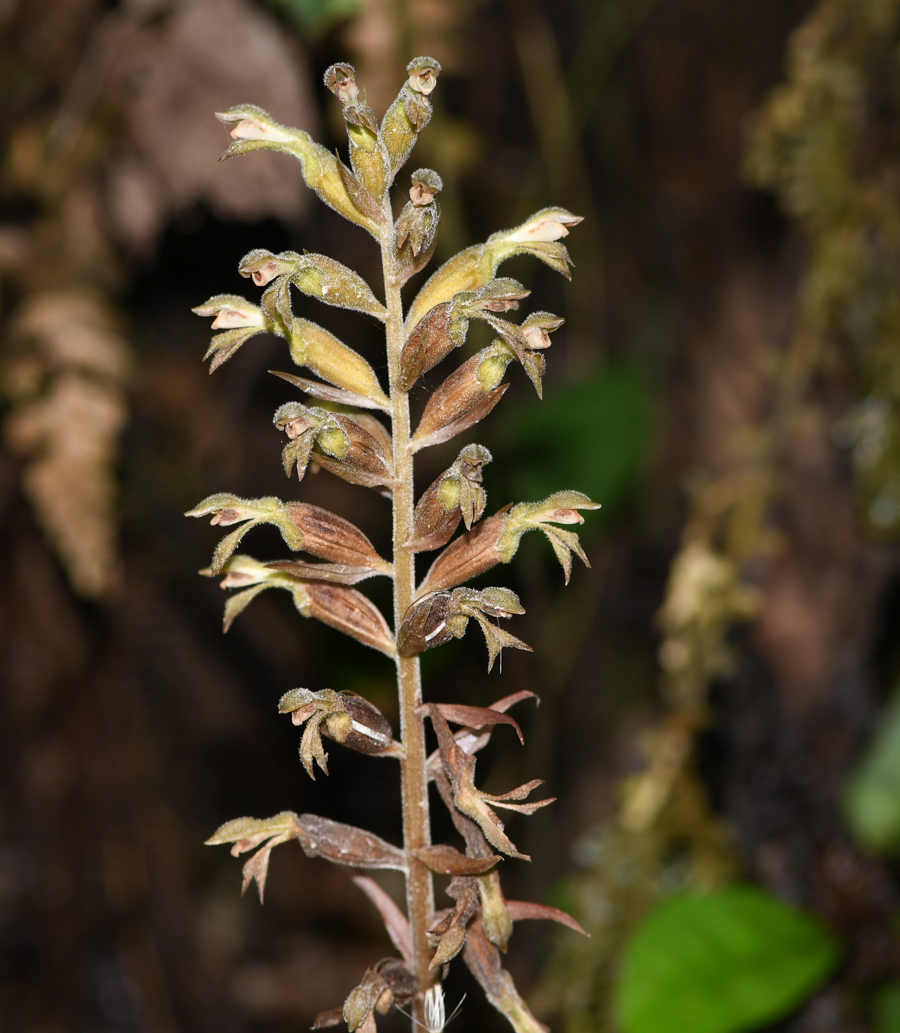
[615,886,840,1033]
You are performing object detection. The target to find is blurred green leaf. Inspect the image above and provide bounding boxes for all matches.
[616,885,840,1033]
[265,0,361,37]
[498,362,650,523]
[844,684,900,852]
[874,983,900,1033]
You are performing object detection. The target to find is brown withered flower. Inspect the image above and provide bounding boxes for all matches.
[277,688,397,778]
[343,959,417,1032]
[407,443,491,551]
[186,493,304,573]
[273,401,395,488]
[238,248,387,321]
[206,555,396,654]
[428,706,553,860]
[204,812,307,902]
[405,206,582,332]
[398,587,530,671]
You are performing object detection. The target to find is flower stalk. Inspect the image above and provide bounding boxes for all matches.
[189,57,594,1033]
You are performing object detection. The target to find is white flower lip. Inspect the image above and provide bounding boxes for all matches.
[211,306,266,329]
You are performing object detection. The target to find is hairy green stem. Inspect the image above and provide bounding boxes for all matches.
[382,224,436,1020]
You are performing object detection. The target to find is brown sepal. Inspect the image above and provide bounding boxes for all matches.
[298,814,406,870]
[286,503,391,573]
[328,693,396,755]
[414,844,501,875]
[398,300,453,392]
[417,511,509,596]
[266,560,382,585]
[451,691,539,758]
[302,581,397,656]
[431,703,524,744]
[413,351,510,449]
[505,899,588,936]
[337,158,387,226]
[271,370,390,412]
[350,413,394,466]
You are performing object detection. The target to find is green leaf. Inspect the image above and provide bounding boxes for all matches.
[844,685,900,852]
[616,885,840,1033]
[499,362,650,525]
[874,982,900,1033]
[265,0,361,37]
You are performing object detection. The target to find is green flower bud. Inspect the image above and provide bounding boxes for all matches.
[380,57,441,177]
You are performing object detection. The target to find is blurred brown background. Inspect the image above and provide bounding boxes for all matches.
[3,0,900,1030]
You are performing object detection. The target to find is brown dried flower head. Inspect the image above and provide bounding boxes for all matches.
[398,585,531,671]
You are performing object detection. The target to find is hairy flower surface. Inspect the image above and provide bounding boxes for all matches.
[191,55,590,1033]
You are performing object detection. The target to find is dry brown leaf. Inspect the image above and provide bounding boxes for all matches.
[106,0,317,255]
[4,290,130,598]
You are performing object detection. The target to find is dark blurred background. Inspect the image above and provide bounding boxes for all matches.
[4,0,900,1031]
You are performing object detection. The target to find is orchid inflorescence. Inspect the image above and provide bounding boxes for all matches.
[188,57,595,1033]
